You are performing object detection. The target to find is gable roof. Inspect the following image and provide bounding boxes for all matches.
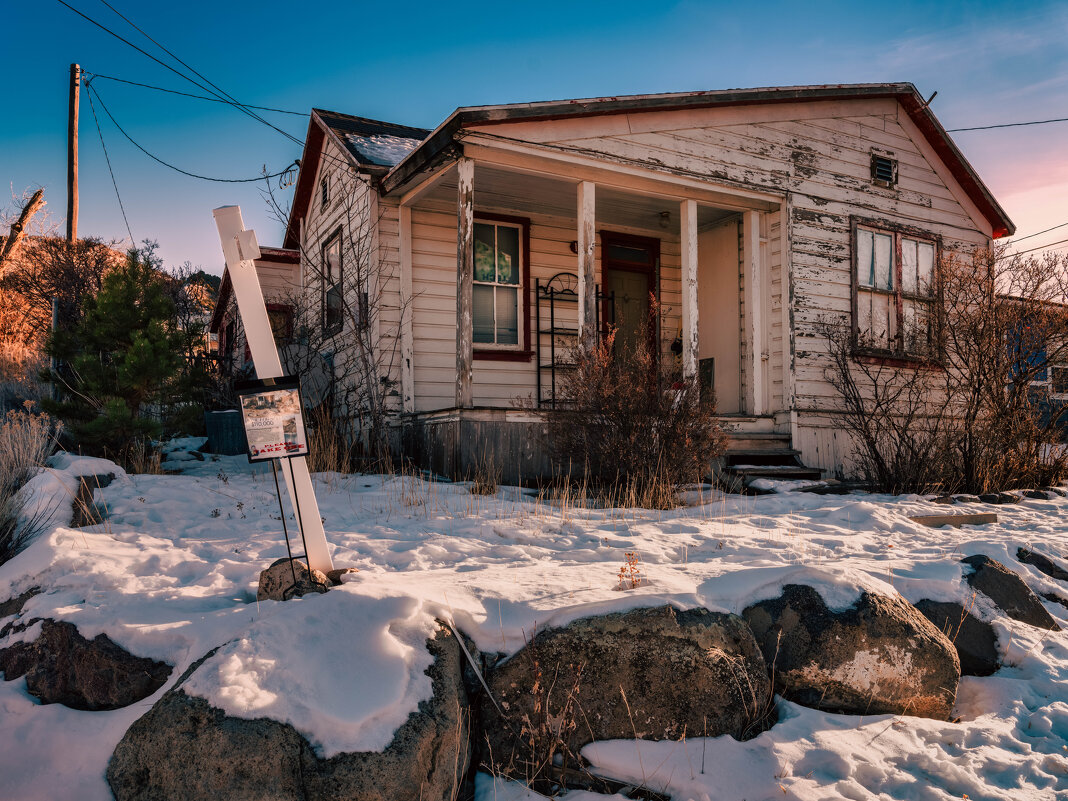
[283,111,430,248]
[208,247,300,334]
[378,83,1014,238]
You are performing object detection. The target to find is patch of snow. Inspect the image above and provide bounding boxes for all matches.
[344,133,421,166]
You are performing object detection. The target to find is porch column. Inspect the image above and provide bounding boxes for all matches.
[399,203,415,413]
[577,181,597,351]
[456,157,474,408]
[680,198,699,380]
[743,209,766,415]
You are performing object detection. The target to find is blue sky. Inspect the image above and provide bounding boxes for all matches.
[4,1,1067,272]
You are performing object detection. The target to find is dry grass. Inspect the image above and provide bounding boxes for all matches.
[0,404,59,565]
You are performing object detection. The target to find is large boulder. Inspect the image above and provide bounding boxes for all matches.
[480,605,772,785]
[962,555,1061,631]
[914,600,999,677]
[743,585,959,720]
[1017,547,1068,582]
[107,623,469,801]
[256,557,330,601]
[0,619,171,710]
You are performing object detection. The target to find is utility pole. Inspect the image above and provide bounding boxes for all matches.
[66,63,80,243]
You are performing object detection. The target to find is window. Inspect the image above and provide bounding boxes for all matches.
[854,221,937,357]
[322,229,343,333]
[1053,365,1068,397]
[266,305,293,344]
[473,220,522,347]
[320,176,329,210]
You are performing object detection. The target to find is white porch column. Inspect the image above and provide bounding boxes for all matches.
[680,198,699,380]
[577,181,597,351]
[743,209,766,415]
[399,203,415,413]
[455,158,474,408]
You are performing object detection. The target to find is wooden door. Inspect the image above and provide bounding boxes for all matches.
[601,231,659,359]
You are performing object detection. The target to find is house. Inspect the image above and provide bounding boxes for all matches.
[235,83,1016,482]
[209,246,301,377]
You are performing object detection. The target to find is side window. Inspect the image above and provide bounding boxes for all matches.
[322,230,343,333]
[473,221,522,346]
[855,223,936,356]
[320,176,329,210]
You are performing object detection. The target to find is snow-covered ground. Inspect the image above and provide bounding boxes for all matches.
[1,446,1067,801]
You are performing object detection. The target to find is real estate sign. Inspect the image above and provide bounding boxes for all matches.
[236,377,308,462]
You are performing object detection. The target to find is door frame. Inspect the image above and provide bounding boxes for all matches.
[599,230,659,355]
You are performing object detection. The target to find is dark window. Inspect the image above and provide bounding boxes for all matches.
[266,305,293,344]
[322,230,343,333]
[320,176,329,210]
[1053,366,1068,396]
[871,154,898,188]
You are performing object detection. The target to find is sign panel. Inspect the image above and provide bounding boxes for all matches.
[235,376,309,462]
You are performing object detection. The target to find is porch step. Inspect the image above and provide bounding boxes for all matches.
[726,433,793,453]
[728,465,825,480]
[714,435,824,492]
[724,449,802,467]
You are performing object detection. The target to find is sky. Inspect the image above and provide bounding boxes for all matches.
[3,0,1068,274]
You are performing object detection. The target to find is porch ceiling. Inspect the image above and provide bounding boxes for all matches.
[412,163,738,235]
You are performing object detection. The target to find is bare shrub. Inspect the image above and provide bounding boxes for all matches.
[547,302,727,508]
[305,403,353,474]
[817,316,947,494]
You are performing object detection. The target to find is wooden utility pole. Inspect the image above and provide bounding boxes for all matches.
[0,189,44,275]
[67,63,80,243]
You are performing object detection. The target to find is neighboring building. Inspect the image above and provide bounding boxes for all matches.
[209,246,301,377]
[221,83,1015,481]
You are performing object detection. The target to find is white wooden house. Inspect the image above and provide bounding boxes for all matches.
[256,84,1014,482]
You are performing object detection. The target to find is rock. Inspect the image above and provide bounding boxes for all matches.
[256,558,330,601]
[0,619,171,710]
[1042,592,1068,610]
[743,585,959,720]
[1041,486,1068,497]
[0,586,40,623]
[107,624,469,801]
[326,567,360,586]
[914,600,999,677]
[480,606,772,785]
[953,494,982,504]
[1020,489,1054,500]
[962,555,1061,631]
[930,495,956,505]
[1017,547,1068,582]
[978,492,1020,505]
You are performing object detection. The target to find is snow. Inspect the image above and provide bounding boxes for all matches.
[343,133,421,166]
[1,446,1067,799]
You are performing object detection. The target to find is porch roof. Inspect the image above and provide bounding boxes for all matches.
[378,83,1015,238]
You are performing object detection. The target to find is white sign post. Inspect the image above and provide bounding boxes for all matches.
[213,205,334,574]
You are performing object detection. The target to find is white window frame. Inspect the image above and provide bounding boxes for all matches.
[472,217,526,352]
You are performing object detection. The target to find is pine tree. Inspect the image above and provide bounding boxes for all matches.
[44,246,194,458]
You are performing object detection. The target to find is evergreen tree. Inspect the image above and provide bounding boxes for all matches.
[44,245,198,457]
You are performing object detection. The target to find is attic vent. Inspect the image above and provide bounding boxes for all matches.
[871,154,898,188]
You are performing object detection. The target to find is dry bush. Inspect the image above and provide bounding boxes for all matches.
[548,303,727,508]
[822,247,1068,494]
[305,403,354,474]
[0,405,59,565]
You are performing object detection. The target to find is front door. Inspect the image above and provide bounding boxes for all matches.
[601,232,658,359]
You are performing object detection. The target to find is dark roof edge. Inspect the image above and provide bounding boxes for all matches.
[379,83,1014,237]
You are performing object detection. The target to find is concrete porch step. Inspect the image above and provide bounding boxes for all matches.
[728,465,825,480]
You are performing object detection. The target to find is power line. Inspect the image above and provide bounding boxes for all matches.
[84,81,134,243]
[55,0,304,147]
[1009,220,1068,244]
[95,0,305,148]
[1007,236,1068,257]
[948,116,1068,132]
[84,72,308,116]
[87,80,297,184]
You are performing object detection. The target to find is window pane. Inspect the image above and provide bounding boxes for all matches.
[473,284,495,343]
[1053,366,1068,395]
[857,229,874,287]
[917,242,935,295]
[902,238,918,294]
[874,232,893,290]
[496,226,519,285]
[325,238,340,280]
[606,243,650,265]
[326,287,343,330]
[496,287,518,345]
[474,223,496,283]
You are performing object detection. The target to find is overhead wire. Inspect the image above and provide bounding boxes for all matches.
[84,80,135,243]
[948,116,1068,132]
[83,72,308,116]
[1007,220,1068,244]
[86,78,297,184]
